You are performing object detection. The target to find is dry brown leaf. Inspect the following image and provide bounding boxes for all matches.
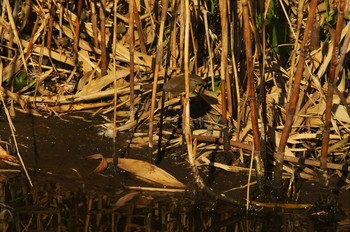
[87,154,185,188]
[87,154,113,173]
[117,158,185,188]
[114,192,139,210]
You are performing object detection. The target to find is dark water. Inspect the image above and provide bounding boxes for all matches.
[0,113,349,231]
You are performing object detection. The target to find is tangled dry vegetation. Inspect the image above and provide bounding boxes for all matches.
[0,0,350,197]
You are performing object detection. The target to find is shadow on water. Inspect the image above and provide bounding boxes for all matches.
[0,113,349,231]
[0,175,348,231]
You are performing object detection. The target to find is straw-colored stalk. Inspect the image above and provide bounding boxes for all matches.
[201,7,215,91]
[112,0,119,154]
[129,0,136,122]
[184,0,204,189]
[90,0,99,48]
[219,0,228,127]
[4,0,28,72]
[100,0,107,76]
[148,0,169,162]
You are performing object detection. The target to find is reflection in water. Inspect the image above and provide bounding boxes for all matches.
[0,174,347,231]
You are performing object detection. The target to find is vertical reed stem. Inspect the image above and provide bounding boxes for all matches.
[100,0,107,76]
[241,0,264,190]
[148,0,169,162]
[91,0,99,48]
[72,0,83,62]
[274,0,318,189]
[320,0,345,172]
[46,1,55,50]
[129,0,136,122]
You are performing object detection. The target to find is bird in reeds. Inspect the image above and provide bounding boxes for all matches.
[163,73,203,96]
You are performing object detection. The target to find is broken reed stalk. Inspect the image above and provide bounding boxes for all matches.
[90,0,99,48]
[201,7,215,91]
[4,0,28,72]
[72,0,83,62]
[46,2,55,50]
[274,0,318,188]
[334,24,350,116]
[170,2,176,67]
[287,0,304,99]
[170,0,178,67]
[219,0,228,128]
[321,0,345,172]
[179,0,185,69]
[241,0,264,190]
[129,0,136,122]
[112,0,119,160]
[229,1,240,119]
[184,0,204,190]
[257,0,267,164]
[218,0,230,155]
[25,15,40,59]
[133,2,147,54]
[148,0,169,162]
[100,0,107,76]
[224,0,233,116]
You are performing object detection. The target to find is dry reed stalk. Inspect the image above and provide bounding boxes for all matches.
[46,1,55,50]
[226,0,237,116]
[184,0,204,190]
[90,0,99,48]
[4,0,27,72]
[287,0,304,100]
[170,2,177,68]
[257,0,268,170]
[126,186,185,192]
[178,0,185,69]
[72,0,83,62]
[201,6,215,91]
[84,198,92,232]
[100,0,107,76]
[321,0,346,172]
[246,144,255,211]
[133,1,147,54]
[241,0,264,190]
[148,0,169,162]
[112,0,119,159]
[129,0,136,122]
[1,31,74,72]
[219,0,228,128]
[24,16,40,59]
[274,0,318,189]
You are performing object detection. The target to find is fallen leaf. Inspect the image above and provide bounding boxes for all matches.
[87,154,185,188]
[114,192,139,209]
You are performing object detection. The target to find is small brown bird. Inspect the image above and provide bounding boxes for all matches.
[163,73,203,96]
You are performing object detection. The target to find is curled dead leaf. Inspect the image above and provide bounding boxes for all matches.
[114,192,139,210]
[87,154,186,188]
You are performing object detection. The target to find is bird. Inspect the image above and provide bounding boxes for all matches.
[163,73,203,96]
